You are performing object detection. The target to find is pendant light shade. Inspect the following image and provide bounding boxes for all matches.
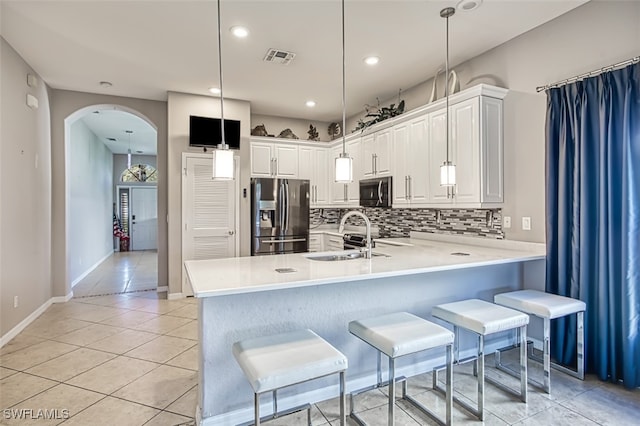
[212,0,234,180]
[126,130,133,169]
[213,146,234,180]
[334,0,353,183]
[335,152,353,183]
[439,6,456,187]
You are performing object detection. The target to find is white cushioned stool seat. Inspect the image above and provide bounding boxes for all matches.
[233,329,348,394]
[494,290,586,319]
[349,312,454,358]
[432,299,529,335]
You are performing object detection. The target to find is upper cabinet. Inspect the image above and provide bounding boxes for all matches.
[361,128,392,178]
[299,146,328,207]
[330,138,361,206]
[427,94,504,207]
[393,116,429,206]
[250,139,298,178]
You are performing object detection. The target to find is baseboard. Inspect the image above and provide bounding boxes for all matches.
[71,250,114,288]
[51,291,74,304]
[0,298,52,348]
[156,286,168,293]
[168,292,184,300]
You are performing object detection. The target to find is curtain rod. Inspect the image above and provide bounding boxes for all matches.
[536,55,640,92]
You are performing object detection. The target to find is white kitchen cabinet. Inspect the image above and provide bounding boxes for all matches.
[308,234,323,252]
[393,116,429,206]
[361,128,392,178]
[299,146,328,206]
[330,139,360,206]
[250,140,298,178]
[324,234,344,251]
[427,95,504,206]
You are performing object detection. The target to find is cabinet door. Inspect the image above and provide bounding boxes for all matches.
[427,109,452,204]
[374,128,392,177]
[361,134,375,178]
[346,139,361,203]
[392,123,410,205]
[481,97,504,203]
[330,146,348,204]
[250,142,273,177]
[451,98,480,203]
[407,116,429,204]
[314,148,329,205]
[274,144,298,178]
[298,146,313,181]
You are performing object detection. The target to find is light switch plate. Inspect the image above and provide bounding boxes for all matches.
[522,217,531,231]
[503,216,511,229]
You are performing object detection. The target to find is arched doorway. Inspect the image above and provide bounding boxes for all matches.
[64,104,159,297]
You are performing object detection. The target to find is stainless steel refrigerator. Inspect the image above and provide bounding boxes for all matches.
[251,178,310,255]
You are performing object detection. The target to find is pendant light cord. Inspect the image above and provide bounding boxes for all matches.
[341,0,346,155]
[217,0,226,147]
[444,8,451,164]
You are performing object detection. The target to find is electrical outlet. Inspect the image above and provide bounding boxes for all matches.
[13,296,19,308]
[503,216,511,229]
[522,217,531,231]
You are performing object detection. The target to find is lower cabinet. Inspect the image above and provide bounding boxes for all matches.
[308,234,323,252]
[325,234,344,251]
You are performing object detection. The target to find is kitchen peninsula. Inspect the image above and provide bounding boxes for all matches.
[186,233,545,425]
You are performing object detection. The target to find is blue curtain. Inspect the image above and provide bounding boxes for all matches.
[546,62,640,388]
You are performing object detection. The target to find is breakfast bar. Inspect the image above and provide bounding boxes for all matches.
[185,234,546,426]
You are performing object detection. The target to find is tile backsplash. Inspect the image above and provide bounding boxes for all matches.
[310,207,504,239]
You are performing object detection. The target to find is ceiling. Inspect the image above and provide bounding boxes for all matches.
[1,0,586,145]
[80,109,157,155]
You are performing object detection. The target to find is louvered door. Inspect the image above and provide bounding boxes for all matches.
[182,154,238,295]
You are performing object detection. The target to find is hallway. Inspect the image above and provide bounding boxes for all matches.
[73,251,157,298]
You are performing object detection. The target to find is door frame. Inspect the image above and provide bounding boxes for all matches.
[181,152,240,295]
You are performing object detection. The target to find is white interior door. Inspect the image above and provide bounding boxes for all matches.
[182,154,238,296]
[131,187,158,250]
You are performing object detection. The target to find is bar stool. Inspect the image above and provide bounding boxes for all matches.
[494,289,586,393]
[349,312,454,426]
[432,299,529,421]
[232,329,348,426]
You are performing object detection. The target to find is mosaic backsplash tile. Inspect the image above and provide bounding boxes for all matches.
[310,207,504,239]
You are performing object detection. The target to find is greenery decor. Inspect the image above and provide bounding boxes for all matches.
[354,90,405,132]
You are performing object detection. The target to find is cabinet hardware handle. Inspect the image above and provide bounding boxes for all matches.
[409,176,412,199]
[371,154,375,175]
[405,176,408,200]
[228,230,235,235]
[374,153,378,174]
[275,158,278,176]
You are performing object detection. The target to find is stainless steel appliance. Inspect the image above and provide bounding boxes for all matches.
[359,177,392,208]
[251,178,310,255]
[343,233,375,250]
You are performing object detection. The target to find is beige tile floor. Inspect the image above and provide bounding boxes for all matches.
[72,250,158,298]
[1,291,639,425]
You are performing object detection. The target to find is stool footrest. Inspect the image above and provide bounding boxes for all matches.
[236,403,311,426]
[403,394,449,426]
[433,382,481,420]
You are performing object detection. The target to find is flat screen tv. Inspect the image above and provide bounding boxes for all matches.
[189,115,241,149]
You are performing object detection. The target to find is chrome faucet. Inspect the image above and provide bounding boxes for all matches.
[338,210,372,259]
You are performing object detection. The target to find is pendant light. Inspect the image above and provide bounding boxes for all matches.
[212,0,234,180]
[334,0,353,183]
[126,130,133,169]
[439,7,456,187]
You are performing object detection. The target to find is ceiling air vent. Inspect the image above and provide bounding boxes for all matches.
[263,48,296,65]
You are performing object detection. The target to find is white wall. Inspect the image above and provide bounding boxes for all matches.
[346,1,640,243]
[50,90,168,298]
[251,113,333,143]
[167,92,251,296]
[68,120,113,284]
[0,38,52,336]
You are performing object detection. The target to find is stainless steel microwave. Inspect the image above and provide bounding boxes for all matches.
[359,177,392,208]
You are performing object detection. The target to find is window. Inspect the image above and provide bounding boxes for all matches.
[121,164,158,183]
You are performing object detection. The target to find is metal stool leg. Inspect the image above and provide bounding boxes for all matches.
[477,335,485,421]
[388,357,395,426]
[340,371,346,426]
[254,393,261,426]
[577,311,585,380]
[543,318,551,393]
[520,324,528,402]
[445,343,453,426]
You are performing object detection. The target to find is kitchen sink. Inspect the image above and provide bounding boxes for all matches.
[304,251,390,261]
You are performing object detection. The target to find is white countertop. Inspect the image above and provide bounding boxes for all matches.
[185,233,546,298]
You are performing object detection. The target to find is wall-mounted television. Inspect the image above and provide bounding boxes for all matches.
[189,115,241,149]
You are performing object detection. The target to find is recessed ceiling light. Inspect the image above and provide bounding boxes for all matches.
[209,87,221,95]
[364,56,380,66]
[230,26,249,38]
[99,81,112,88]
[457,0,482,12]
[306,100,316,108]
